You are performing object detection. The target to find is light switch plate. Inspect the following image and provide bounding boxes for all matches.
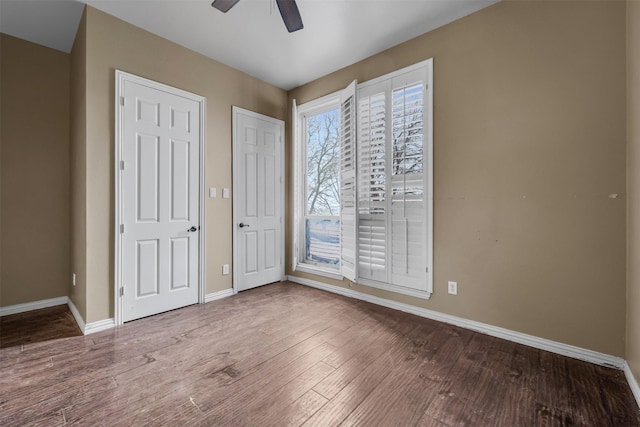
[209,187,216,198]
[222,188,230,199]
[222,264,229,275]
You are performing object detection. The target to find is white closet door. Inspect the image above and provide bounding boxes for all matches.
[121,79,201,322]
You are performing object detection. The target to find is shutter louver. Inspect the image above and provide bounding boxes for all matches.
[358,93,386,215]
[340,81,357,281]
[357,91,387,282]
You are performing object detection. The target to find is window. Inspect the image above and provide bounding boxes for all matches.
[294,59,433,297]
[293,92,342,277]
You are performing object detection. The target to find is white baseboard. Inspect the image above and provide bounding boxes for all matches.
[85,318,116,334]
[66,298,115,335]
[624,362,640,408]
[67,298,86,332]
[205,288,235,303]
[0,296,69,317]
[287,275,626,370]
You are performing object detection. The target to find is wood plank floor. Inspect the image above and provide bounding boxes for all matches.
[1,282,638,426]
[0,304,82,349]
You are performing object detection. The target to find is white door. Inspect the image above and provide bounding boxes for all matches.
[120,76,202,322]
[233,107,284,292]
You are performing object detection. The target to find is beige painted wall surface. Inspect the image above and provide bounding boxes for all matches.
[69,10,88,319]
[0,34,70,306]
[626,0,640,381]
[288,1,627,356]
[82,7,287,322]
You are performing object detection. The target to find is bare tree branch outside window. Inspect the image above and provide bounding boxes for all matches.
[305,108,341,266]
[306,110,340,215]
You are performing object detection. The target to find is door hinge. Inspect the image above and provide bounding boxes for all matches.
[120,96,125,106]
[119,286,124,297]
[120,224,125,234]
[120,160,125,171]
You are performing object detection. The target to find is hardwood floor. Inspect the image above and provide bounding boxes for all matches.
[0,304,82,349]
[1,282,638,426]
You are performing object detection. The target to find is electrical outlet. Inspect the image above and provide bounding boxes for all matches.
[448,281,457,295]
[72,273,76,287]
[222,264,230,275]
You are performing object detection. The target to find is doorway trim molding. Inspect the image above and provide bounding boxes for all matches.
[231,106,286,294]
[114,70,206,326]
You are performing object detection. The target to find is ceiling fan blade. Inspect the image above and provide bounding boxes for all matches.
[275,0,303,33]
[212,0,240,13]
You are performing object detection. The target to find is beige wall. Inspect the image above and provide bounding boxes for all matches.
[81,7,288,322]
[0,34,70,306]
[69,11,87,320]
[288,0,627,356]
[627,0,640,383]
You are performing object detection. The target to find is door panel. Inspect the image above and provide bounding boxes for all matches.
[137,239,159,297]
[136,134,160,222]
[245,152,258,218]
[121,78,201,322]
[264,229,276,270]
[264,155,276,217]
[170,140,190,220]
[171,237,189,289]
[235,109,284,291]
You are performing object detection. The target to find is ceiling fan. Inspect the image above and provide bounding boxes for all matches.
[211,0,304,33]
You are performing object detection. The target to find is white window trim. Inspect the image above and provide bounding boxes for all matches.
[292,59,434,298]
[293,90,342,279]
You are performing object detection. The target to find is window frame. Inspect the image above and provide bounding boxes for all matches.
[292,59,433,298]
[293,91,343,279]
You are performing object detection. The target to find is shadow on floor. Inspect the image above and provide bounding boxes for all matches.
[0,305,82,349]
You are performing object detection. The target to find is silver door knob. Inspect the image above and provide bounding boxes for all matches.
[239,223,250,228]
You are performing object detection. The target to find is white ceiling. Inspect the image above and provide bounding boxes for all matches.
[0,0,498,90]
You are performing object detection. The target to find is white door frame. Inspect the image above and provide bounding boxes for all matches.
[114,70,206,326]
[232,106,285,294]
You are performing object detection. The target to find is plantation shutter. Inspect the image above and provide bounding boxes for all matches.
[340,81,357,281]
[357,83,388,283]
[390,76,427,290]
[354,62,432,296]
[292,99,298,272]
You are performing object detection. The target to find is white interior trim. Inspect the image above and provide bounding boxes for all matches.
[67,298,115,335]
[287,275,626,370]
[232,106,286,294]
[114,70,207,326]
[293,92,342,277]
[198,89,207,307]
[0,296,68,317]
[205,288,235,303]
[624,362,640,408]
[295,263,343,281]
[67,297,86,332]
[85,318,116,335]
